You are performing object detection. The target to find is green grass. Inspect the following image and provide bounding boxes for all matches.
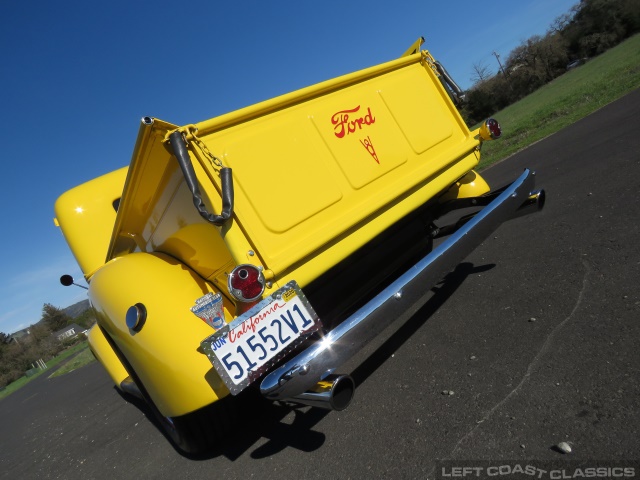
[477,34,640,168]
[48,346,95,378]
[0,341,91,401]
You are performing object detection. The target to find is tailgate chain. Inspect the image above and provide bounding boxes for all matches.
[172,125,225,171]
[190,129,225,172]
[166,128,234,227]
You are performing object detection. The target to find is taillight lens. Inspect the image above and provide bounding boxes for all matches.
[479,118,501,140]
[228,264,265,302]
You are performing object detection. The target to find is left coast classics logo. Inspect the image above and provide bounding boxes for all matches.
[331,105,380,164]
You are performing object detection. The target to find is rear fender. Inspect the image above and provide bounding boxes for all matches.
[89,252,233,418]
[438,170,491,203]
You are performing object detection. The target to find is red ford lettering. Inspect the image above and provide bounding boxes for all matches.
[331,105,376,138]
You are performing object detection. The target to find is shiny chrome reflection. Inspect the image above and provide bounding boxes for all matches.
[260,169,543,403]
[513,189,545,219]
[287,374,355,411]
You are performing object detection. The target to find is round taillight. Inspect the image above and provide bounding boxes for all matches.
[228,264,265,302]
[479,118,501,140]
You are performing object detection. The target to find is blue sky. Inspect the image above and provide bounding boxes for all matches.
[0,0,577,334]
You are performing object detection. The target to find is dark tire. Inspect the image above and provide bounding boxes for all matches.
[158,394,240,455]
[126,367,243,455]
[99,326,239,455]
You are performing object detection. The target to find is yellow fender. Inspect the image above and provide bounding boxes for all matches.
[439,169,491,203]
[88,252,233,418]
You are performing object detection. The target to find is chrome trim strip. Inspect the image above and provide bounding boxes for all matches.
[260,169,541,400]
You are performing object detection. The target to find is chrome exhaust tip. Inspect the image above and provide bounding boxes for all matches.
[513,189,545,219]
[287,374,355,411]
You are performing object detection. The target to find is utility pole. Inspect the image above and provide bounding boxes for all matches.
[492,51,508,77]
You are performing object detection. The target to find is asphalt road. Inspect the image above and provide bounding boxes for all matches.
[2,90,639,480]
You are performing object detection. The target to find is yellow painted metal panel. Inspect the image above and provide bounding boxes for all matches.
[377,66,455,154]
[104,119,259,292]
[439,169,491,203]
[309,94,408,189]
[276,151,481,288]
[107,118,180,260]
[191,53,478,277]
[220,117,343,233]
[89,252,233,417]
[54,168,127,278]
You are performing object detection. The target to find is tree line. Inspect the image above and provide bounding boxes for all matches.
[461,0,640,125]
[0,304,96,388]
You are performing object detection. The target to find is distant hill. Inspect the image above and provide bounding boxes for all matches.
[63,299,91,318]
[8,300,93,336]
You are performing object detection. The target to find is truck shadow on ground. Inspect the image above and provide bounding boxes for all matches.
[122,262,494,461]
[240,261,495,461]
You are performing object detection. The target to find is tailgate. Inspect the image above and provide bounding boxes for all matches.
[192,52,477,275]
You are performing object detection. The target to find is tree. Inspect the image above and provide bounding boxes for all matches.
[74,308,97,329]
[563,0,640,57]
[548,11,575,34]
[470,61,492,85]
[499,34,568,100]
[461,73,512,126]
[41,303,71,332]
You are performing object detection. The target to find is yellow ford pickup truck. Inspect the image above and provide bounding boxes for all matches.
[54,39,544,453]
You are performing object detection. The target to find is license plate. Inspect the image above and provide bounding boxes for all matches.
[200,281,321,395]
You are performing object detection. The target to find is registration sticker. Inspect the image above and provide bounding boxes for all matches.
[200,281,321,395]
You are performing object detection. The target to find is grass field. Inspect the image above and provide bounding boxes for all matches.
[477,34,640,168]
[48,346,95,379]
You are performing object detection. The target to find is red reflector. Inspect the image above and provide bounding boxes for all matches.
[486,118,501,139]
[479,118,502,141]
[228,264,265,302]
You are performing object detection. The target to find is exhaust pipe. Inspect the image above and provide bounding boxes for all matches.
[287,374,355,411]
[513,189,545,219]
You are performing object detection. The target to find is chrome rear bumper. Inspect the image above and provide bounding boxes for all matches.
[260,169,543,401]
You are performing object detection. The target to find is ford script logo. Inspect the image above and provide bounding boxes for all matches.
[331,105,376,139]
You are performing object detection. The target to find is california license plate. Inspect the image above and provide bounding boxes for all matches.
[200,281,321,395]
